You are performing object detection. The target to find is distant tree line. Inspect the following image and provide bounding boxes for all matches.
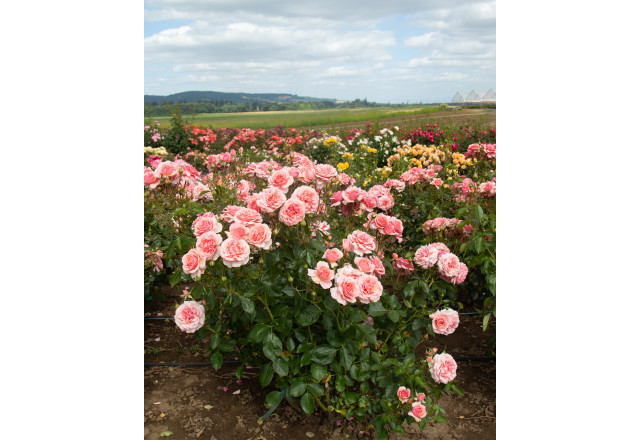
[144,98,389,117]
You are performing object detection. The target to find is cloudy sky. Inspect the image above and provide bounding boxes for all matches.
[144,0,495,103]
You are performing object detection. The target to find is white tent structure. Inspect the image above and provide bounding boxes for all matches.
[450,89,496,104]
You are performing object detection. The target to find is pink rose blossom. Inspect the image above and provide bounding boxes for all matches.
[219,238,251,268]
[414,245,440,269]
[430,353,457,384]
[354,256,375,273]
[369,256,385,277]
[429,309,460,335]
[323,248,343,267]
[192,213,223,237]
[182,249,207,279]
[408,402,428,422]
[278,198,306,226]
[245,223,272,250]
[437,253,461,279]
[357,274,383,303]
[221,205,242,223]
[393,258,414,274]
[268,168,294,192]
[314,164,338,187]
[342,238,352,252]
[256,187,287,213]
[174,301,206,333]
[233,207,263,227]
[308,261,335,289]
[417,393,426,402]
[346,230,377,256]
[291,185,320,213]
[195,231,222,261]
[227,222,249,240]
[397,386,411,403]
[377,195,395,211]
[330,265,362,305]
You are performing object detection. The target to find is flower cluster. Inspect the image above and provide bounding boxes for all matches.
[413,243,468,284]
[422,217,474,241]
[464,143,496,161]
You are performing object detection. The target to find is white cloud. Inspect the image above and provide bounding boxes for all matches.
[144,0,495,103]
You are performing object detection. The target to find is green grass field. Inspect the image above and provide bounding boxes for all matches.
[147,106,450,130]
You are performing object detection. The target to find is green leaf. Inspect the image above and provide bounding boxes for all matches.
[310,363,327,382]
[159,431,173,437]
[483,313,491,331]
[248,324,270,343]
[368,301,386,317]
[311,346,337,365]
[210,351,223,371]
[388,310,400,323]
[203,404,213,410]
[273,358,289,377]
[451,384,464,396]
[263,333,283,361]
[296,304,321,327]
[220,341,235,352]
[259,363,274,387]
[209,334,220,350]
[307,382,324,396]
[168,269,183,287]
[339,347,354,370]
[266,390,283,408]
[300,392,315,415]
[289,382,307,397]
[240,297,256,318]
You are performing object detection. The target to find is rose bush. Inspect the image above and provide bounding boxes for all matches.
[144,120,495,439]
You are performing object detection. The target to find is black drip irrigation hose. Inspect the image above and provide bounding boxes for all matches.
[144,355,495,368]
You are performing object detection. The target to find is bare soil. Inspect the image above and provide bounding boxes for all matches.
[144,286,496,440]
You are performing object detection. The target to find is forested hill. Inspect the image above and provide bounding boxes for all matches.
[144,91,335,105]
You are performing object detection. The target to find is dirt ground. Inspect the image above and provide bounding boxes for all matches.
[144,287,496,440]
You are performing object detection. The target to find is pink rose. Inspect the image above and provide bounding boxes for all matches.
[346,230,377,256]
[393,257,414,273]
[278,198,306,226]
[155,161,180,184]
[369,256,385,277]
[408,402,427,422]
[221,205,242,223]
[245,223,272,250]
[357,274,383,304]
[227,222,249,240]
[342,238,352,252]
[297,166,316,184]
[377,195,395,211]
[308,261,335,289]
[174,301,206,333]
[414,245,440,269]
[483,143,496,159]
[397,386,411,403]
[430,353,457,384]
[323,248,343,267]
[256,187,287,213]
[431,178,443,189]
[192,214,223,237]
[314,164,338,187]
[451,262,468,284]
[437,253,461,279]
[354,256,375,273]
[291,185,320,214]
[268,168,294,192]
[417,393,426,402]
[219,238,251,268]
[429,309,460,335]
[330,191,344,207]
[144,168,160,188]
[195,231,222,261]
[330,265,362,305]
[233,207,263,227]
[182,249,207,279]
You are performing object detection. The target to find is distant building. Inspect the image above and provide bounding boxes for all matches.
[450,89,496,105]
